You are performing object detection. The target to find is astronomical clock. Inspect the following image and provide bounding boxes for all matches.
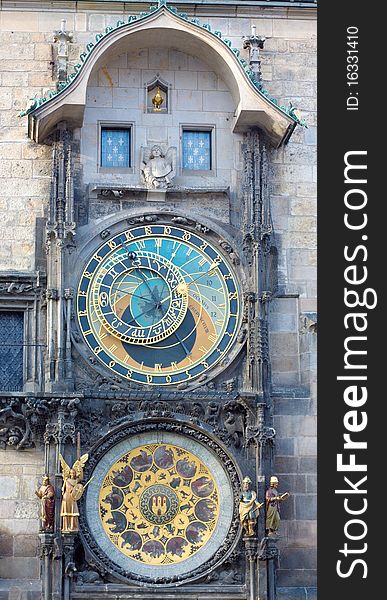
[76,224,241,388]
[10,3,301,600]
[73,217,245,586]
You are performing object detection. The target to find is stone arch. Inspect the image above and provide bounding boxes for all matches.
[27,6,297,147]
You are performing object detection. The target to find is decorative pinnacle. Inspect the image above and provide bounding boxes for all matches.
[243,24,266,83]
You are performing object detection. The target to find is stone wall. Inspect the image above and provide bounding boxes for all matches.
[0,449,44,580]
[0,1,317,594]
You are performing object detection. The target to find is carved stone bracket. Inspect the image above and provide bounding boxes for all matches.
[246,425,276,448]
[258,536,279,561]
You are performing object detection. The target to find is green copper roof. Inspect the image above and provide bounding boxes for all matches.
[20,0,307,127]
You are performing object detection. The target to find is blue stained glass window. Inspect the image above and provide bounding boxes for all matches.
[101,128,130,168]
[0,311,24,392]
[182,130,212,171]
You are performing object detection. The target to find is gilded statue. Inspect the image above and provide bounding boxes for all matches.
[59,453,89,533]
[140,144,176,189]
[238,476,263,537]
[265,475,290,535]
[35,475,55,531]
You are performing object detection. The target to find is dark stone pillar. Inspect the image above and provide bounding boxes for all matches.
[39,533,54,600]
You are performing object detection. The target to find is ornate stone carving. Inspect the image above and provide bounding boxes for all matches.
[243,26,266,83]
[258,536,279,561]
[300,312,317,334]
[140,145,176,188]
[0,399,34,449]
[53,20,73,84]
[246,425,276,447]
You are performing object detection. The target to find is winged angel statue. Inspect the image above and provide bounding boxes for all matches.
[59,453,89,533]
[140,144,176,189]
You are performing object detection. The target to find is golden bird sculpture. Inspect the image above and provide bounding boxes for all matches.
[152,87,164,112]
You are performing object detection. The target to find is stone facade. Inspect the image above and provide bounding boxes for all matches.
[0,2,316,599]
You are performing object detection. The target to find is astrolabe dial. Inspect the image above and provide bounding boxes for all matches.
[77,224,241,386]
[92,251,188,345]
[99,443,220,565]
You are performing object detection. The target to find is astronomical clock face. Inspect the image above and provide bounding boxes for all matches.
[77,224,241,386]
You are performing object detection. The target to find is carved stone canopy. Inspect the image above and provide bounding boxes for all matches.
[26,6,297,147]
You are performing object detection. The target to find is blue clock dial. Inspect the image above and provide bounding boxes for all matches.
[77,224,241,386]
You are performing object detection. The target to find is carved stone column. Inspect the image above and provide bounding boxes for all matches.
[46,124,76,392]
[62,533,77,600]
[259,536,280,600]
[39,533,54,600]
[244,536,259,600]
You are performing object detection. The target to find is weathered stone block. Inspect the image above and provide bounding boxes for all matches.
[277,587,306,600]
[274,456,298,474]
[175,70,198,90]
[176,90,203,111]
[274,416,316,439]
[270,313,298,333]
[127,49,149,69]
[306,587,317,600]
[88,13,105,32]
[0,91,12,110]
[14,535,39,558]
[169,49,188,71]
[270,332,299,356]
[32,160,51,177]
[198,71,217,90]
[273,20,316,39]
[294,494,317,520]
[21,143,50,160]
[286,520,317,547]
[149,48,169,70]
[273,398,312,416]
[203,91,234,112]
[289,232,317,250]
[98,66,119,87]
[0,556,39,579]
[0,12,39,32]
[0,534,13,557]
[306,474,317,493]
[278,570,317,588]
[14,501,38,520]
[296,437,317,457]
[271,356,300,374]
[118,68,141,88]
[280,547,317,570]
[75,12,87,32]
[10,160,33,179]
[0,476,19,499]
[272,371,301,387]
[86,86,113,108]
[112,87,139,109]
[275,438,295,456]
[33,44,52,61]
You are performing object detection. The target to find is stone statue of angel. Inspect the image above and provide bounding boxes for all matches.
[59,453,89,533]
[140,144,176,189]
